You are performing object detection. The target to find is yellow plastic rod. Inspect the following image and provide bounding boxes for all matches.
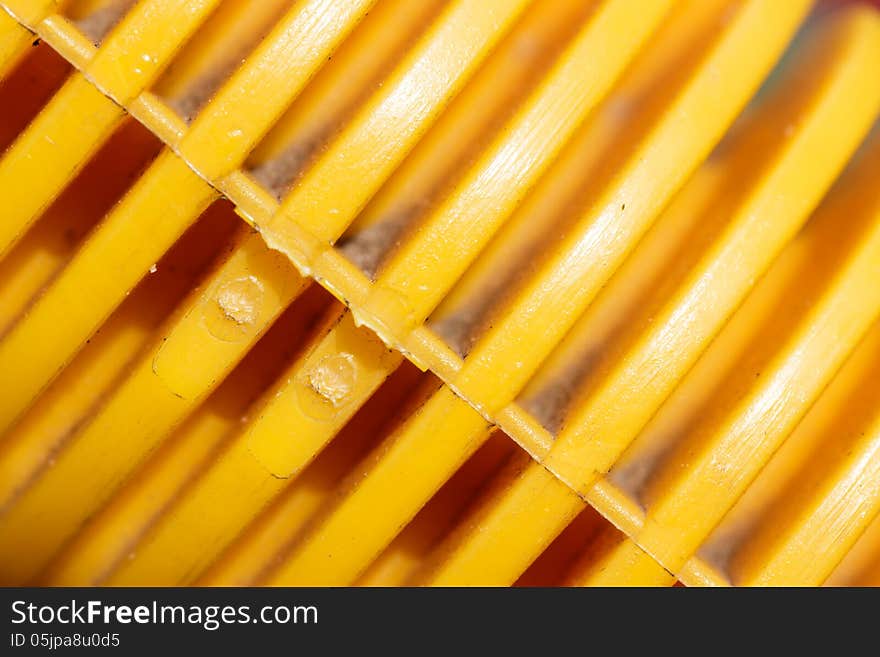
[0,153,217,435]
[277,0,811,586]
[700,150,880,587]
[2,0,62,28]
[0,77,123,258]
[266,386,488,586]
[0,120,161,335]
[105,309,400,584]
[0,8,31,79]
[363,0,808,353]
[86,0,224,104]
[39,293,329,585]
[0,153,217,434]
[339,0,595,245]
[41,404,251,585]
[621,116,880,573]
[413,458,584,586]
[825,513,880,586]
[546,2,880,496]
[201,364,424,586]
[562,527,676,587]
[0,232,304,583]
[257,1,800,586]
[735,325,880,586]
[357,433,517,587]
[247,0,447,191]
[261,0,537,257]
[176,0,378,181]
[0,207,236,513]
[434,4,880,582]
[0,0,375,432]
[146,1,307,137]
[451,0,813,412]
[0,0,222,258]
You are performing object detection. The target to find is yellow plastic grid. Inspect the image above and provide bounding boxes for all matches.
[0,0,879,586]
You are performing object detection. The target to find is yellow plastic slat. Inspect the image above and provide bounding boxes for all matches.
[0,119,160,334]
[2,0,880,587]
[0,0,373,433]
[826,512,880,587]
[86,0,223,103]
[201,363,424,586]
[697,143,880,587]
[0,8,31,79]
[543,5,880,494]
[346,0,817,585]
[106,309,400,584]
[348,0,677,342]
[734,333,880,586]
[266,386,488,585]
[39,385,253,585]
[0,152,216,435]
[447,0,813,418]
[618,110,880,573]
[0,207,236,515]
[261,0,537,258]
[246,0,448,187]
[147,0,292,117]
[0,75,123,258]
[0,232,304,582]
[563,528,676,587]
[338,0,594,243]
[413,458,583,586]
[39,291,329,585]
[0,0,221,258]
[738,353,880,585]
[177,0,378,180]
[357,433,517,587]
[2,0,62,28]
